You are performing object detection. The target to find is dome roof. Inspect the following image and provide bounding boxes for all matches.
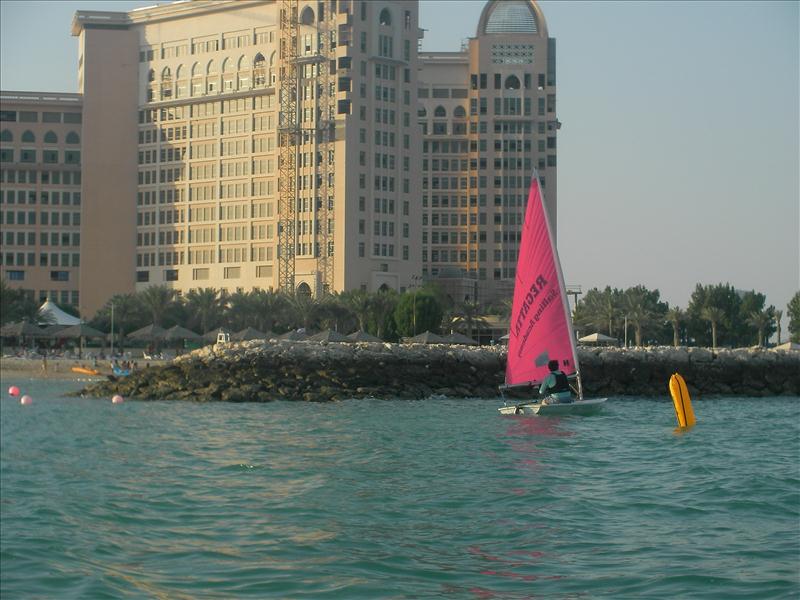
[478,0,544,36]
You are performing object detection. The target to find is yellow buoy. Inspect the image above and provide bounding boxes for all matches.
[669,373,696,428]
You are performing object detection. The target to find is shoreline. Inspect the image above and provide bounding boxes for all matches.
[0,357,170,382]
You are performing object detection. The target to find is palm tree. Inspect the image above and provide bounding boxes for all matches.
[449,300,490,340]
[369,289,398,340]
[623,287,656,347]
[224,290,255,331]
[340,289,372,332]
[666,306,684,347]
[137,285,176,327]
[701,306,726,350]
[774,309,783,345]
[251,289,289,332]
[574,287,621,338]
[185,288,223,333]
[285,292,321,331]
[746,310,772,347]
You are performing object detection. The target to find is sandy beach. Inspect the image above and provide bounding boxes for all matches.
[0,356,168,382]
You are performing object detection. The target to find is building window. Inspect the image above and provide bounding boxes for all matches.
[136,270,150,282]
[44,131,58,144]
[66,131,80,144]
[0,129,11,142]
[379,8,391,26]
[7,270,24,280]
[50,270,69,281]
[21,130,35,143]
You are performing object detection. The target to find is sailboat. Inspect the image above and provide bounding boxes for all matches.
[498,173,606,416]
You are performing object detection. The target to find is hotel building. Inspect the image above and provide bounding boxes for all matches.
[0,92,83,308]
[1,0,556,317]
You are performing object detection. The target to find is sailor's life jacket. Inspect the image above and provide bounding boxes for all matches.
[551,370,570,394]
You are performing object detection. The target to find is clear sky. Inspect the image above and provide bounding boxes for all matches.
[1,0,798,332]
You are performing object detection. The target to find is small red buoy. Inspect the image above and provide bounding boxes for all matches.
[20,395,32,405]
[8,386,20,397]
[112,395,124,404]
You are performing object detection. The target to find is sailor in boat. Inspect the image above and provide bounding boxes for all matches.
[539,360,574,405]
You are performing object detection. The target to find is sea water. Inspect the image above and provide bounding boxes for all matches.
[1,377,798,599]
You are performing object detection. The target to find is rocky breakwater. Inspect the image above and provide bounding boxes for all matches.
[80,340,507,402]
[79,342,799,402]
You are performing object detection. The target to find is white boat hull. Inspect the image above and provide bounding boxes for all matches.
[498,397,607,416]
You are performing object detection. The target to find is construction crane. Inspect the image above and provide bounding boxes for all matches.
[277,0,298,294]
[278,0,337,297]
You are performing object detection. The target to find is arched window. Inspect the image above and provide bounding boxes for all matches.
[254,52,266,86]
[504,75,521,90]
[161,67,171,80]
[296,282,312,297]
[237,55,247,71]
[21,130,35,143]
[379,8,392,26]
[0,129,12,142]
[44,131,58,144]
[66,131,80,145]
[453,106,466,118]
[191,62,202,77]
[434,105,446,118]
[222,58,234,73]
[300,6,315,25]
[175,65,184,79]
[207,60,217,74]
[147,69,155,82]
[417,107,427,118]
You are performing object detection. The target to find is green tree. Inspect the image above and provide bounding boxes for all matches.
[666,306,685,347]
[285,292,321,331]
[746,310,772,347]
[701,306,727,350]
[137,285,177,326]
[339,289,372,332]
[774,309,783,345]
[787,292,800,343]
[686,283,740,347]
[573,286,623,338]
[367,289,399,340]
[737,291,775,346]
[90,293,147,350]
[0,282,40,325]
[622,285,667,346]
[185,288,223,333]
[394,291,443,337]
[449,300,490,340]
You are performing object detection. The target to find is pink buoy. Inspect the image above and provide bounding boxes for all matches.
[112,395,124,404]
[20,395,32,405]
[8,386,20,397]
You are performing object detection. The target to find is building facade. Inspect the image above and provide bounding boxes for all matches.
[0,91,83,308]
[418,0,557,304]
[3,0,556,317]
[72,0,424,317]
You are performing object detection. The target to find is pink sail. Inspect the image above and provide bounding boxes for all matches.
[505,175,579,387]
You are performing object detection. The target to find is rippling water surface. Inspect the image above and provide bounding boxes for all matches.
[1,377,798,599]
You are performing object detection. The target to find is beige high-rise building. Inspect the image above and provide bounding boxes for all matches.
[418,0,557,304]
[72,0,424,317]
[63,0,555,317]
[0,91,84,308]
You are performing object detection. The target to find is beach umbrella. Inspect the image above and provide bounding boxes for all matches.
[54,323,106,358]
[162,325,201,342]
[403,331,447,344]
[345,330,382,343]
[279,329,308,341]
[309,329,348,343]
[56,324,106,339]
[127,324,167,341]
[578,332,618,345]
[232,327,269,341]
[202,326,232,343]
[443,332,479,345]
[0,321,47,338]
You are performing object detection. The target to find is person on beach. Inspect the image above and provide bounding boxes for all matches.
[539,359,573,404]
